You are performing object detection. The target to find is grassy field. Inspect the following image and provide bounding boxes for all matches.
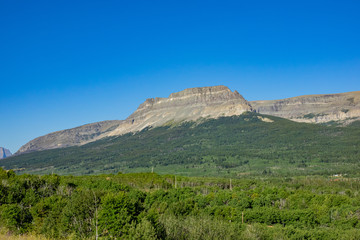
[0,228,46,240]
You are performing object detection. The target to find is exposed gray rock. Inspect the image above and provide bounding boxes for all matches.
[109,86,252,136]
[251,91,360,124]
[16,120,123,154]
[0,147,12,159]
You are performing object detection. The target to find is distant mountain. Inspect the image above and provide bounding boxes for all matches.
[0,147,12,159]
[15,86,360,155]
[251,91,360,124]
[17,86,252,154]
[17,120,122,154]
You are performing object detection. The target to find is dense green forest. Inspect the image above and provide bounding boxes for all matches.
[1,169,360,239]
[3,113,360,177]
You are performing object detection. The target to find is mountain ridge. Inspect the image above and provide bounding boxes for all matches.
[108,85,252,136]
[15,86,360,155]
[17,120,123,154]
[251,91,360,124]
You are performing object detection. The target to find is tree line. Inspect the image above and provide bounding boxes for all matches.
[1,168,360,239]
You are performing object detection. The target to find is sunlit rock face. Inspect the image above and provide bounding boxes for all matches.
[251,91,360,124]
[109,85,253,136]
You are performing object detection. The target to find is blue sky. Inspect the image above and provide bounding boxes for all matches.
[1,0,359,153]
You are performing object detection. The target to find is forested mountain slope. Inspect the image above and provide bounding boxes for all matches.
[3,113,360,177]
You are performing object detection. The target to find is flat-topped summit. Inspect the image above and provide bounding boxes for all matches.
[108,86,252,136]
[128,85,250,120]
[168,85,237,99]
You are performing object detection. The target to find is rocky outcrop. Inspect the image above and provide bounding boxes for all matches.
[251,91,360,124]
[109,86,252,135]
[0,147,12,159]
[16,120,122,154]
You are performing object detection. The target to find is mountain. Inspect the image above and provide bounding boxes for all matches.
[17,120,122,154]
[108,85,252,136]
[251,91,360,124]
[0,147,12,159]
[2,112,360,176]
[17,86,252,154]
[15,86,360,155]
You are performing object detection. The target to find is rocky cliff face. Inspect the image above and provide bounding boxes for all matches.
[251,91,360,124]
[0,147,12,159]
[17,120,122,154]
[109,86,252,136]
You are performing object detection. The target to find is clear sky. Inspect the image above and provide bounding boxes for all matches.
[1,0,359,153]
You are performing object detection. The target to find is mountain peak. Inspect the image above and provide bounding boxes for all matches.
[0,147,12,159]
[168,85,231,98]
[136,86,234,111]
[110,86,252,136]
[129,85,249,120]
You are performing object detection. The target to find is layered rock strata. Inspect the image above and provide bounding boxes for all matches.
[251,91,360,124]
[109,86,252,136]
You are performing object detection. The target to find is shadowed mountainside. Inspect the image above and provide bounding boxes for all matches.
[0,147,12,159]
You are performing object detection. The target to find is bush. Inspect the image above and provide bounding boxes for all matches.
[98,192,139,238]
[0,204,32,233]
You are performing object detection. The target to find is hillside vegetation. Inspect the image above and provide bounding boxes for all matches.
[2,112,360,177]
